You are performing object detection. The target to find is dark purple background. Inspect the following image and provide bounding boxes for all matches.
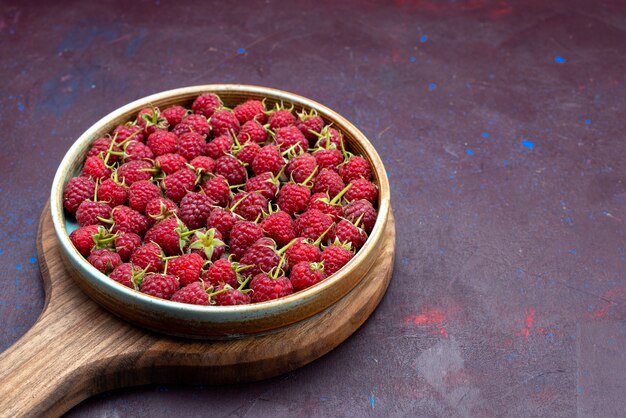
[1,0,624,416]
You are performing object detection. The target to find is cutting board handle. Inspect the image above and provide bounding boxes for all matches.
[0,301,104,417]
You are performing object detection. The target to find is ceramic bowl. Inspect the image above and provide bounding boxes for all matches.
[50,85,391,339]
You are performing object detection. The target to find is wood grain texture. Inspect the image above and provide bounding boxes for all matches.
[0,205,395,418]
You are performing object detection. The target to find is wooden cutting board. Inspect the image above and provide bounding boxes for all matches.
[0,205,395,418]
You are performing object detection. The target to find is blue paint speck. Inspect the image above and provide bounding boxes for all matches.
[237,47,246,54]
[503,159,508,167]
[554,56,567,64]
[583,282,589,289]
[584,119,590,125]
[466,149,474,155]
[607,338,616,346]
[17,102,24,111]
[0,249,4,255]
[428,83,437,91]
[546,332,555,338]
[409,56,417,63]
[481,132,489,138]
[29,257,36,264]
[15,264,22,270]
[369,394,375,409]
[577,387,584,395]
[521,139,535,149]
[25,219,33,225]
[420,35,428,43]
[569,249,577,255]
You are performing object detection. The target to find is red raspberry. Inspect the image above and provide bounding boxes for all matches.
[234,141,260,165]
[140,273,179,299]
[321,243,354,275]
[267,109,296,130]
[261,211,296,247]
[69,224,101,257]
[232,191,267,222]
[229,220,263,260]
[238,120,268,144]
[63,176,96,214]
[251,145,284,176]
[276,183,310,216]
[161,105,187,128]
[128,180,161,214]
[131,242,164,273]
[343,199,377,233]
[313,148,343,171]
[167,253,203,286]
[86,137,120,164]
[187,228,225,261]
[189,156,216,173]
[207,207,237,239]
[113,124,144,144]
[274,126,308,153]
[313,169,345,198]
[286,153,318,184]
[179,192,214,229]
[111,205,149,237]
[117,160,153,185]
[87,249,122,274]
[201,175,231,207]
[345,178,378,203]
[155,153,187,175]
[213,285,251,306]
[205,134,233,159]
[109,263,144,289]
[234,100,267,124]
[308,193,343,221]
[249,272,293,303]
[202,258,240,288]
[81,156,111,180]
[147,130,178,156]
[296,113,324,142]
[294,209,334,241]
[192,93,222,118]
[171,281,209,305]
[173,114,209,137]
[290,261,327,291]
[316,127,343,149]
[136,107,168,136]
[162,168,197,203]
[76,200,112,227]
[240,240,282,277]
[331,219,367,250]
[145,197,178,225]
[123,140,154,162]
[177,132,206,161]
[114,232,142,262]
[339,155,372,183]
[215,155,247,185]
[285,238,322,267]
[245,172,279,200]
[144,217,184,256]
[97,178,127,207]
[210,109,240,136]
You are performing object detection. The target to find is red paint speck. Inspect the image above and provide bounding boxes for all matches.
[517,308,535,341]
[404,308,447,325]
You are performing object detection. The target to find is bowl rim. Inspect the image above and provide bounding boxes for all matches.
[50,84,390,319]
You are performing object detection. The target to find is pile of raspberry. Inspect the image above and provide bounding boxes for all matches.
[63,93,378,306]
